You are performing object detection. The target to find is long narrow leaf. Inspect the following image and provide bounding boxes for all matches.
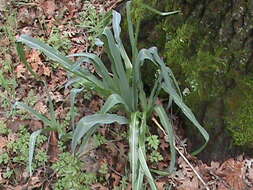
[77,126,98,156]
[103,28,132,110]
[68,53,115,90]
[162,83,209,155]
[14,102,51,126]
[140,3,180,16]
[16,42,41,80]
[17,35,106,91]
[71,114,128,152]
[126,1,138,61]
[135,112,148,189]
[29,129,42,176]
[154,105,176,173]
[100,94,130,113]
[17,35,73,68]
[149,48,209,155]
[129,112,139,188]
[138,147,157,190]
[70,88,83,129]
[112,11,132,72]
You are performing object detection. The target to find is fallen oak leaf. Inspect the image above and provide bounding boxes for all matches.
[216,158,246,190]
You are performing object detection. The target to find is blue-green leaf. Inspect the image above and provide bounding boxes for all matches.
[71,114,128,152]
[154,105,176,173]
[100,94,130,113]
[129,112,139,187]
[138,147,157,190]
[14,102,51,126]
[17,35,73,68]
[29,129,42,176]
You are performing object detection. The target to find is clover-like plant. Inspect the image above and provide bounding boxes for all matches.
[17,2,209,189]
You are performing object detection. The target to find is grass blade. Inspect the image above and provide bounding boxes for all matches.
[17,35,107,91]
[71,114,128,152]
[29,129,42,176]
[103,28,132,110]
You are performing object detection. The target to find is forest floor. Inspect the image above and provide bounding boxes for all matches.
[0,0,253,189]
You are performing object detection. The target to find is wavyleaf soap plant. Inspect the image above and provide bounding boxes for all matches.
[17,2,209,189]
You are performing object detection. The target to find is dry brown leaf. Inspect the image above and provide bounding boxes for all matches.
[34,101,48,115]
[27,176,43,189]
[14,186,23,190]
[29,120,43,132]
[0,136,8,149]
[91,183,109,190]
[105,142,118,157]
[217,183,230,190]
[42,64,51,76]
[217,158,246,190]
[15,64,26,78]
[0,0,7,11]
[41,0,57,17]
[0,171,6,184]
[50,91,64,103]
[247,167,253,181]
[7,120,30,133]
[178,157,195,178]
[160,139,169,151]
[117,142,127,160]
[18,7,34,24]
[28,50,42,64]
[156,181,167,190]
[177,177,199,190]
[111,173,121,187]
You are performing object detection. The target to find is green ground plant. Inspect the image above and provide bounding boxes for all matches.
[52,152,97,190]
[13,96,69,176]
[78,3,112,49]
[146,135,163,163]
[47,27,72,54]
[0,12,18,116]
[17,1,209,189]
[0,124,47,181]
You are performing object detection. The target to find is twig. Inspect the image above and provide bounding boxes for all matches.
[174,145,210,190]
[152,117,167,136]
[108,165,124,177]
